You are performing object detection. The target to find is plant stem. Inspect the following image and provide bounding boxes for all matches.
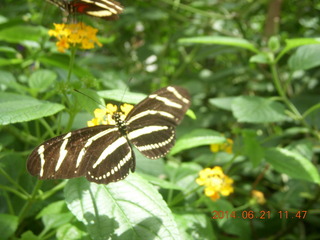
[18,180,42,223]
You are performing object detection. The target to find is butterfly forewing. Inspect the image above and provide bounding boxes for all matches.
[46,0,123,20]
[27,125,135,184]
[27,86,191,184]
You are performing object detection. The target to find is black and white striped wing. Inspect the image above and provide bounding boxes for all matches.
[27,125,135,184]
[125,86,191,159]
[46,0,123,20]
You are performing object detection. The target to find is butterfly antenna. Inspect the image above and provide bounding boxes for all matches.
[73,89,105,109]
[119,78,133,105]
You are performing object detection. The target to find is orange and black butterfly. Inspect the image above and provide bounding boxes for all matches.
[46,0,123,20]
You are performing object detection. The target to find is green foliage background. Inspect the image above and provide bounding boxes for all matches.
[1,0,320,239]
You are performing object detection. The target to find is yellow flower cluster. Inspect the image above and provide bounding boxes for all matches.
[87,103,134,127]
[210,138,233,154]
[48,22,102,53]
[196,166,234,201]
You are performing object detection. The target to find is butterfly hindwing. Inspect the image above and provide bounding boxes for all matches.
[126,86,191,159]
[27,125,135,184]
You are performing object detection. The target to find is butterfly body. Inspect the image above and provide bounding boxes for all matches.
[46,0,123,20]
[27,86,191,184]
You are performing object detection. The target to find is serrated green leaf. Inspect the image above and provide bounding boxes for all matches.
[0,214,18,240]
[265,148,320,184]
[0,92,65,125]
[64,175,181,240]
[28,70,57,92]
[232,96,287,123]
[178,36,259,53]
[288,45,320,71]
[170,129,225,155]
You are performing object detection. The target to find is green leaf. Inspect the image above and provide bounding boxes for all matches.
[20,231,40,240]
[36,201,67,219]
[288,45,320,71]
[186,109,196,120]
[209,97,235,111]
[0,214,19,240]
[98,89,146,104]
[178,36,259,53]
[0,70,27,93]
[0,57,23,67]
[174,212,216,240]
[249,53,271,64]
[64,175,181,240]
[42,213,74,232]
[0,25,43,43]
[232,96,287,123]
[138,173,184,190]
[268,36,280,52]
[265,148,320,184]
[28,70,57,93]
[241,130,264,167]
[277,38,320,61]
[169,129,225,155]
[36,201,74,232]
[286,139,314,164]
[57,223,89,240]
[73,89,105,113]
[0,92,65,125]
[165,162,202,192]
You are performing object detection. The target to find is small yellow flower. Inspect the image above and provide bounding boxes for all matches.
[48,22,102,53]
[87,103,134,127]
[251,190,266,205]
[196,166,234,201]
[210,138,233,154]
[121,103,134,116]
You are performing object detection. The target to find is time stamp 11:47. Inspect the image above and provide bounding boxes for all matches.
[211,210,308,220]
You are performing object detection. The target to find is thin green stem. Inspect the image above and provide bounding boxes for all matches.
[0,167,30,197]
[41,181,67,200]
[270,64,306,122]
[67,48,77,84]
[168,185,202,207]
[270,63,320,140]
[0,184,29,200]
[302,103,320,119]
[39,118,55,138]
[18,180,43,223]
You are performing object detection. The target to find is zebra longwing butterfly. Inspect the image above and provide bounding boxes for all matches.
[46,0,123,20]
[27,86,191,184]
